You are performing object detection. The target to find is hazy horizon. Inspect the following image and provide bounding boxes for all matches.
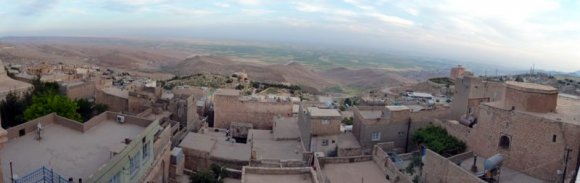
[1,0,579,72]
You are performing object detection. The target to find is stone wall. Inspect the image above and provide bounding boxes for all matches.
[353,107,449,150]
[96,90,128,112]
[372,144,413,183]
[503,85,557,113]
[422,149,484,183]
[450,76,505,119]
[61,81,95,100]
[310,117,341,136]
[213,95,292,129]
[6,113,56,139]
[182,148,211,172]
[467,104,580,181]
[337,146,362,157]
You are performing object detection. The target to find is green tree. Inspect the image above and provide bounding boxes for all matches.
[190,164,226,183]
[76,98,93,122]
[412,125,466,157]
[24,92,82,122]
[0,91,27,128]
[341,117,353,125]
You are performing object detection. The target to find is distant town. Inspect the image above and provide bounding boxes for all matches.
[0,59,577,183]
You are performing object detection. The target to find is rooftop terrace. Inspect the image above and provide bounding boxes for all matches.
[457,155,545,183]
[0,112,151,180]
[273,117,300,140]
[242,167,318,183]
[248,129,303,161]
[306,107,341,117]
[214,89,240,96]
[102,87,129,99]
[179,130,251,162]
[322,161,389,183]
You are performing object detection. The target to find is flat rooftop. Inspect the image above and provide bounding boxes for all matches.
[358,110,383,119]
[273,117,300,140]
[242,167,317,183]
[248,130,303,160]
[322,161,389,183]
[386,105,410,111]
[485,96,580,125]
[214,89,240,96]
[180,131,251,162]
[506,81,557,93]
[1,119,145,180]
[244,174,314,183]
[307,107,341,117]
[102,87,129,99]
[0,75,32,93]
[459,156,545,183]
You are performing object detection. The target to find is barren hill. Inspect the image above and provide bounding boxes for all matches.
[0,37,422,94]
[169,55,337,92]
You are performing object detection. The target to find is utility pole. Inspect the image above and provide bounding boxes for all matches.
[562,147,572,183]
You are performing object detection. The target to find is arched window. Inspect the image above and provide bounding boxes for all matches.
[499,135,510,149]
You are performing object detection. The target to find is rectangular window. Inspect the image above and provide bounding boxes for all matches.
[142,141,150,160]
[321,139,329,146]
[552,135,557,143]
[321,120,329,125]
[108,171,120,183]
[371,132,381,141]
[130,152,141,177]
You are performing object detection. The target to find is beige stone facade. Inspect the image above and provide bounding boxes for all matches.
[450,76,505,119]
[213,89,292,129]
[352,105,449,151]
[441,80,580,181]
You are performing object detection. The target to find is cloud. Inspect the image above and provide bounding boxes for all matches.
[242,9,272,16]
[214,2,231,8]
[17,0,61,16]
[343,0,374,10]
[295,3,325,13]
[368,13,415,27]
[239,0,260,6]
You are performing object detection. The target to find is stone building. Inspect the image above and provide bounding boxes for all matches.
[0,111,172,183]
[59,80,96,100]
[449,65,466,81]
[352,105,449,152]
[298,105,348,156]
[450,75,505,120]
[0,59,32,100]
[96,87,129,113]
[440,81,580,182]
[212,89,293,129]
[128,85,162,114]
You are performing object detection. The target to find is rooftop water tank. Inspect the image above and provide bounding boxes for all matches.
[484,154,504,171]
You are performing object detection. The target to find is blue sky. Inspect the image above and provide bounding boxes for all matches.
[1,0,579,72]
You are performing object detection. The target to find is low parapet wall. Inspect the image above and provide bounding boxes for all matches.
[372,144,413,183]
[241,166,319,183]
[422,149,484,183]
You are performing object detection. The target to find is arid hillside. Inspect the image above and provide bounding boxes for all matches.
[168,55,338,92]
[0,37,423,94]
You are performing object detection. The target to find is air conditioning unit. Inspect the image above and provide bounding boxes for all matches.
[116,115,125,123]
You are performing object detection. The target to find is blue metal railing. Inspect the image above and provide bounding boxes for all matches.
[14,166,68,183]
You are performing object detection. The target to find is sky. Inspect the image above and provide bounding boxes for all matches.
[0,0,579,72]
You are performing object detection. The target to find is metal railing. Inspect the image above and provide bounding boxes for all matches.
[14,166,68,183]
